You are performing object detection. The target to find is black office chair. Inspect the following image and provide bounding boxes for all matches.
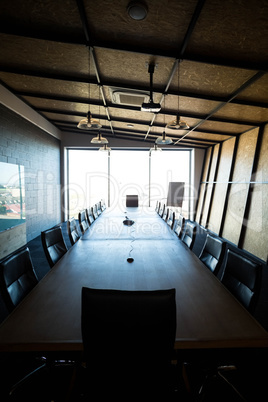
[81,287,176,399]
[158,201,163,216]
[0,246,38,312]
[126,194,139,207]
[41,226,68,268]
[78,209,89,234]
[67,217,81,246]
[221,249,262,313]
[174,214,185,238]
[188,249,263,401]
[155,200,160,213]
[181,221,196,250]
[162,206,169,221]
[199,234,226,276]
[100,199,106,211]
[0,247,50,399]
[86,208,94,225]
[160,203,166,219]
[167,210,175,229]
[91,204,98,220]
[96,201,102,216]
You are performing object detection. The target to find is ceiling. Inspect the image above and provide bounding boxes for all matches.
[0,0,267,149]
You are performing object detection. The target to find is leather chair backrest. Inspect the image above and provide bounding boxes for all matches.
[97,201,102,216]
[41,226,68,268]
[181,221,196,249]
[92,204,98,220]
[81,287,176,394]
[100,199,106,211]
[67,217,80,246]
[221,249,262,313]
[199,234,226,275]
[79,210,89,234]
[158,202,163,216]
[126,195,139,207]
[86,208,94,225]
[174,214,185,238]
[167,210,175,229]
[0,247,38,312]
[161,203,166,219]
[162,207,169,222]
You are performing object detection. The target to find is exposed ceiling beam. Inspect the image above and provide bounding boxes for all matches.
[1,66,266,108]
[54,120,224,143]
[174,70,266,144]
[59,126,207,149]
[17,92,261,127]
[178,0,206,58]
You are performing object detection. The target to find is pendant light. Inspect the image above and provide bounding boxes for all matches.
[91,131,108,144]
[155,130,173,145]
[99,144,111,151]
[149,144,162,152]
[155,95,173,144]
[77,47,102,130]
[166,60,189,130]
[77,111,102,129]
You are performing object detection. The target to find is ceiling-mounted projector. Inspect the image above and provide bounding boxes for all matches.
[141,100,161,112]
[141,63,161,113]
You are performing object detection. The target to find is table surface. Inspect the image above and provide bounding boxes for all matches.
[0,207,268,352]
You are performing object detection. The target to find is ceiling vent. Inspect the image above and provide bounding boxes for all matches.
[109,88,150,107]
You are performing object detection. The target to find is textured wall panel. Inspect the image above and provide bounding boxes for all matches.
[222,128,258,244]
[0,105,61,248]
[208,137,235,233]
[201,144,220,227]
[195,147,212,222]
[243,125,268,261]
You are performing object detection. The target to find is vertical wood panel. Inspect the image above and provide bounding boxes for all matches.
[207,137,236,233]
[195,147,212,223]
[201,144,220,227]
[243,125,268,261]
[221,129,258,245]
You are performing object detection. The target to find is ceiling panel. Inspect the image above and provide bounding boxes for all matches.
[0,0,267,149]
[186,0,268,66]
[197,120,255,134]
[214,104,268,124]
[86,0,198,53]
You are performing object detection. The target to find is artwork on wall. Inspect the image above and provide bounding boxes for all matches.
[0,162,25,233]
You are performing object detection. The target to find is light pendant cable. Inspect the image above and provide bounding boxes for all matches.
[166,60,189,130]
[155,94,173,144]
[77,47,102,130]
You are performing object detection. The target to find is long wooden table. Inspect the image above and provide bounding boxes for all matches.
[0,207,268,352]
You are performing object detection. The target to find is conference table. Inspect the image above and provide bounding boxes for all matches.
[0,206,268,354]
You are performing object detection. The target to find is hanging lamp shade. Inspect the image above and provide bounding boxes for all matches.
[99,144,111,151]
[77,112,102,129]
[155,130,173,145]
[166,114,189,130]
[150,144,162,152]
[91,131,108,144]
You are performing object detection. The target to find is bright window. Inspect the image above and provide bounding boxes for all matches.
[150,150,190,217]
[109,150,149,209]
[67,149,191,218]
[68,149,108,218]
